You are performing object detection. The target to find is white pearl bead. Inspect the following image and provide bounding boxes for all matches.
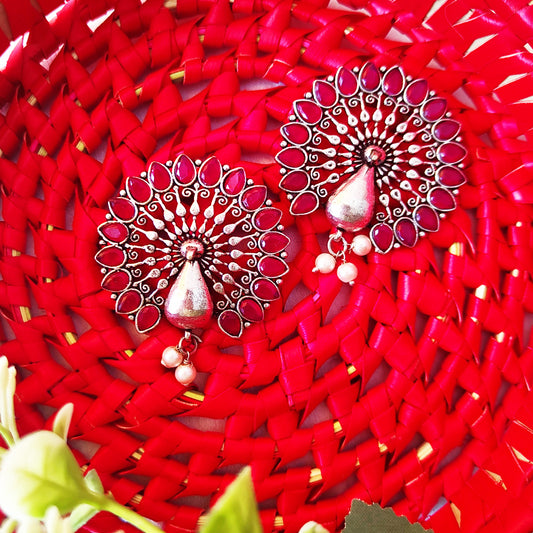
[314,253,336,274]
[337,262,358,283]
[175,363,197,385]
[161,346,183,368]
[351,234,372,256]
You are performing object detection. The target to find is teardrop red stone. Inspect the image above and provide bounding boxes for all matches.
[219,309,243,337]
[252,278,281,301]
[382,67,404,96]
[395,218,418,247]
[259,232,289,254]
[96,246,126,267]
[437,166,466,187]
[313,80,337,107]
[429,187,456,211]
[148,161,172,191]
[223,168,246,196]
[116,290,142,313]
[360,63,381,92]
[109,197,135,221]
[199,157,222,186]
[136,305,160,332]
[294,100,322,125]
[281,123,311,145]
[258,256,288,277]
[433,120,460,141]
[254,208,282,230]
[291,191,319,215]
[280,171,309,192]
[421,98,447,122]
[276,147,306,168]
[241,185,267,210]
[127,176,152,203]
[336,67,358,96]
[371,224,394,253]
[414,206,440,232]
[405,79,428,105]
[438,143,466,164]
[100,222,129,243]
[238,297,264,322]
[102,270,130,291]
[173,154,196,185]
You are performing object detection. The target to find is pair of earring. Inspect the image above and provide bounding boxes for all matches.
[96,63,466,384]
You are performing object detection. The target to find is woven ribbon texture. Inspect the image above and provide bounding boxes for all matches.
[1,0,533,532]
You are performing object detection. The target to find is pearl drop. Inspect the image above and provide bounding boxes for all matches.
[337,262,358,283]
[314,253,336,274]
[352,234,372,256]
[161,346,183,368]
[175,363,197,385]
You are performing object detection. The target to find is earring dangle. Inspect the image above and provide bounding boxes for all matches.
[96,155,289,384]
[276,62,467,284]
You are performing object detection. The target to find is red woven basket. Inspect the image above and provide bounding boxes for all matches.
[1,0,533,532]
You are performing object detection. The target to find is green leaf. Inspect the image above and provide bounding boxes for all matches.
[199,467,262,533]
[68,504,98,531]
[52,405,74,442]
[343,500,433,533]
[84,469,104,495]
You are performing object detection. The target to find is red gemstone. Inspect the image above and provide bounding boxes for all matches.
[437,166,466,187]
[382,66,404,96]
[173,154,196,185]
[136,305,160,332]
[127,176,152,204]
[404,79,428,106]
[259,231,290,253]
[148,161,172,191]
[360,63,381,92]
[438,142,466,164]
[241,185,267,210]
[281,123,311,145]
[294,100,322,125]
[280,170,309,192]
[276,147,306,169]
[99,221,129,243]
[313,80,337,107]
[429,187,456,211]
[109,197,135,222]
[116,289,142,314]
[336,67,358,96]
[395,218,418,247]
[218,309,243,337]
[414,205,440,232]
[223,168,246,196]
[102,270,130,291]
[290,191,319,215]
[253,208,282,230]
[199,157,222,187]
[252,278,281,301]
[421,98,447,122]
[96,246,126,267]
[238,297,264,322]
[258,256,288,277]
[433,119,460,141]
[371,223,394,253]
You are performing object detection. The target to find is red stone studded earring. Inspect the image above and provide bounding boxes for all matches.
[96,155,289,384]
[276,62,466,284]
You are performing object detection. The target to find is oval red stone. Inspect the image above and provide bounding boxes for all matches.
[259,231,289,254]
[414,205,440,232]
[95,246,126,267]
[102,270,130,292]
[281,123,311,145]
[173,154,196,185]
[404,79,428,106]
[294,100,322,125]
[421,98,447,122]
[136,304,160,332]
[360,63,381,92]
[238,297,264,322]
[433,119,460,141]
[109,197,136,222]
[99,221,129,243]
[436,166,466,187]
[116,289,142,314]
[126,176,152,204]
[382,66,404,96]
[276,147,306,169]
[253,208,282,230]
[429,187,456,211]
[336,67,358,96]
[438,142,466,164]
[240,185,267,211]
[218,309,243,337]
[290,191,319,215]
[148,161,172,191]
[223,168,246,196]
[199,157,222,187]
[371,223,394,253]
[258,256,288,277]
[395,218,418,247]
[252,278,281,301]
[313,80,337,107]
[280,170,309,192]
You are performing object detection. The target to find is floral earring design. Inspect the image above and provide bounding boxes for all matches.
[276,63,466,283]
[96,156,289,383]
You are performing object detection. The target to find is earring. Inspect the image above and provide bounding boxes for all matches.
[96,155,289,383]
[276,63,466,284]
